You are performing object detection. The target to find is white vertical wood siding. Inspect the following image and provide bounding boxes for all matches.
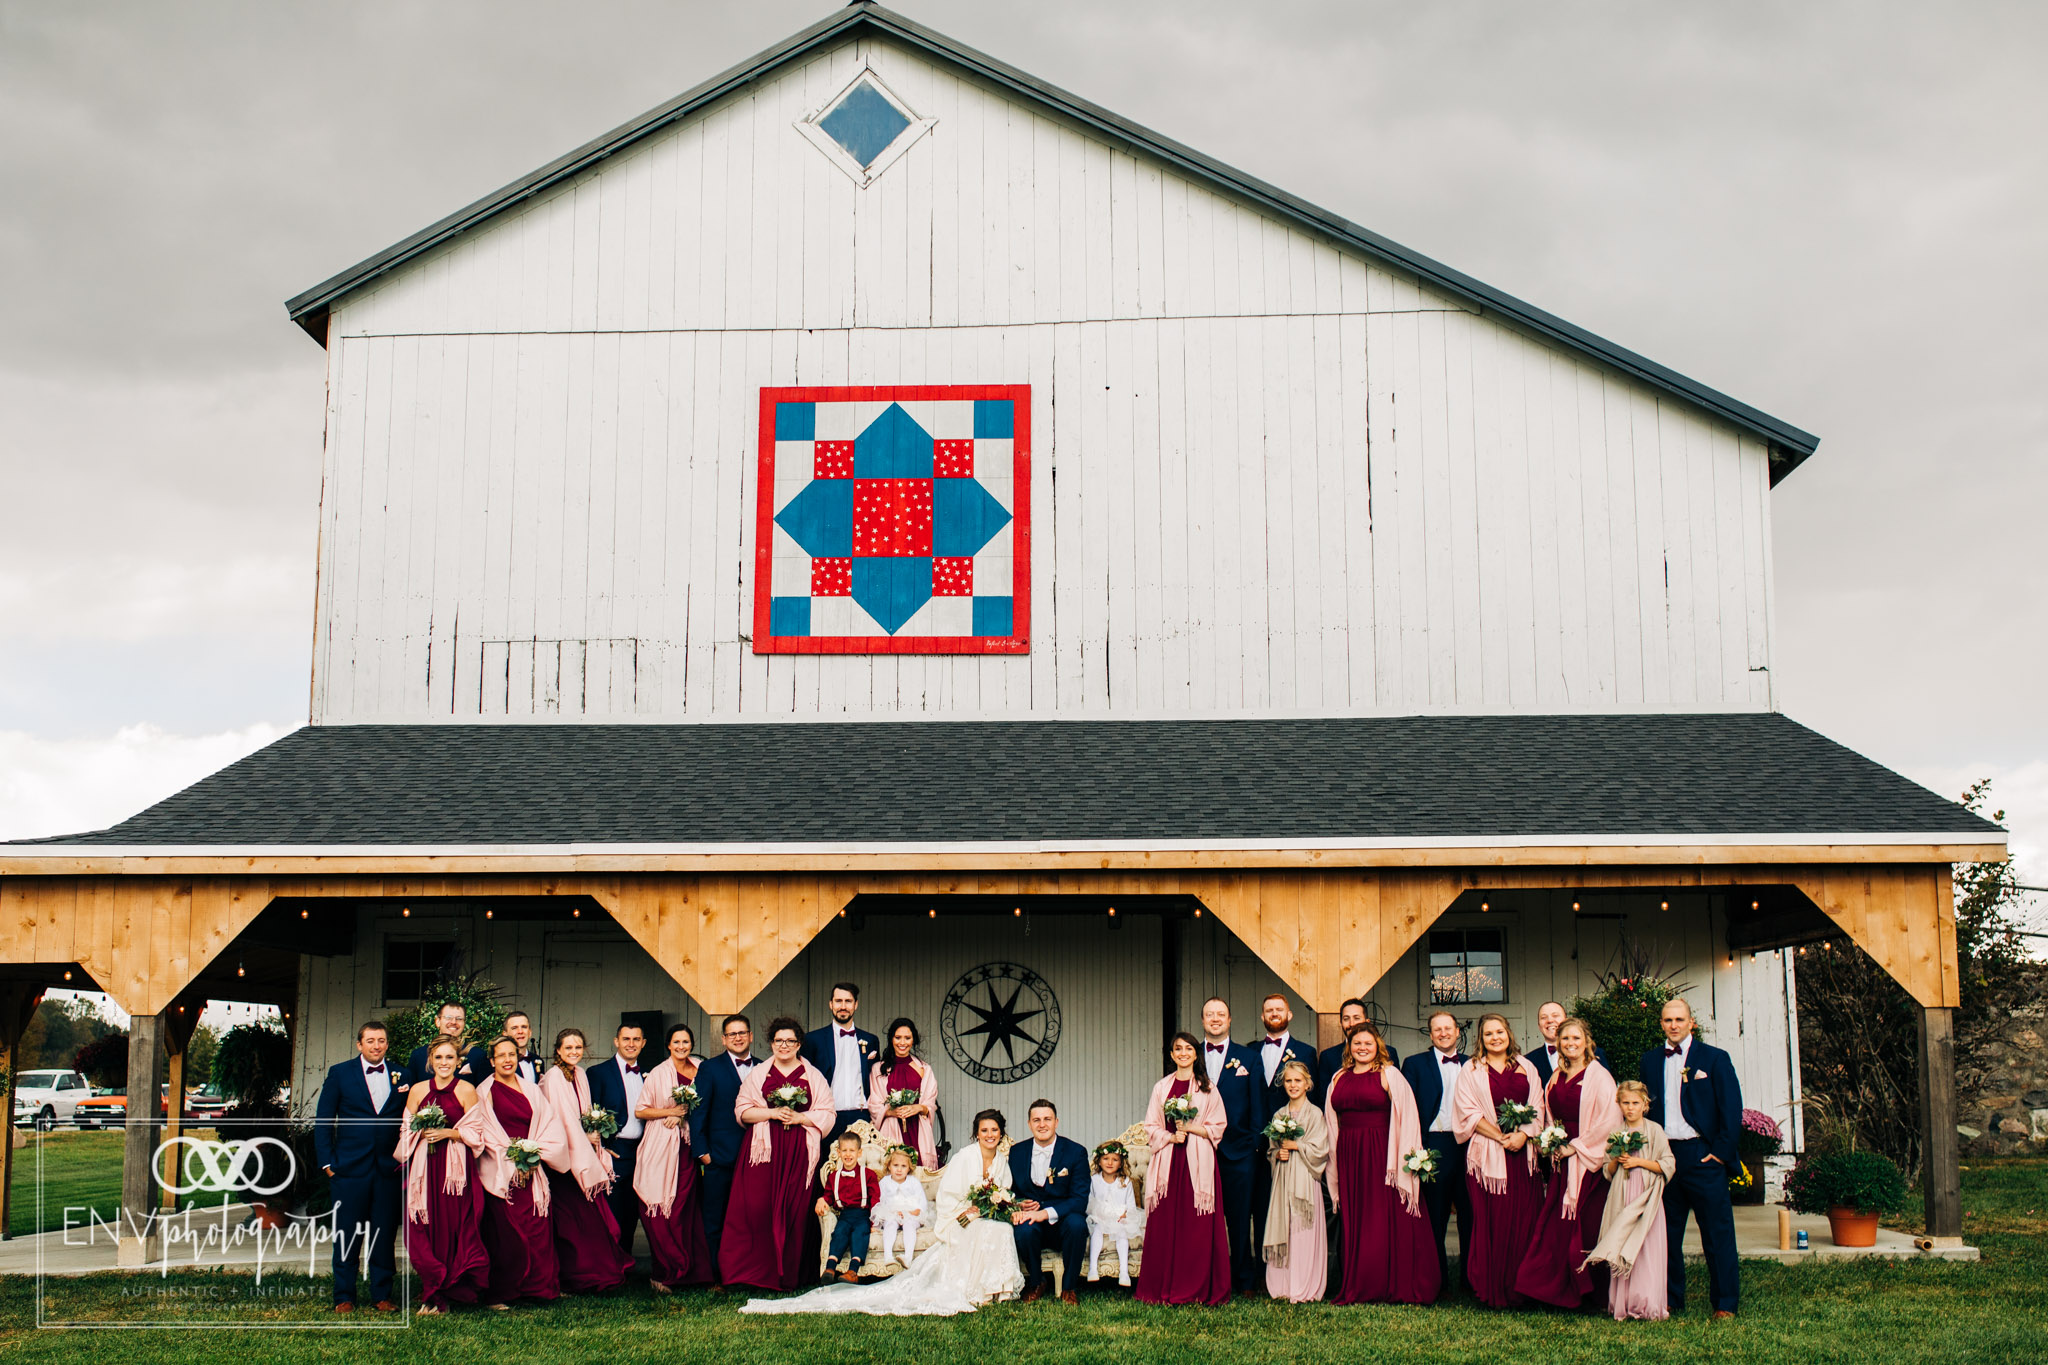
[311,35,1776,722]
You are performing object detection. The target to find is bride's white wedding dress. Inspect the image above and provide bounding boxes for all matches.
[738,1145,1026,1316]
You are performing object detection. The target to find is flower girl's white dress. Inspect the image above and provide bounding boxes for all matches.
[740,1146,1024,1316]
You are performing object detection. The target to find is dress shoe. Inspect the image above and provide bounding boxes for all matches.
[331,1302,354,1314]
[1019,1282,1047,1304]
[373,1300,400,1312]
[840,1268,860,1284]
[1713,1310,1737,1320]
[1060,1289,1079,1306]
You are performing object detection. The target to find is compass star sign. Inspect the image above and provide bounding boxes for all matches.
[939,962,1062,1084]
[958,979,1043,1066]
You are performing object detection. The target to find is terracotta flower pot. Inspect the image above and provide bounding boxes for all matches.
[1826,1206,1880,1247]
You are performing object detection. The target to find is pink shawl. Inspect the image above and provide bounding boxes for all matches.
[735,1058,834,1171]
[1142,1075,1226,1215]
[866,1056,939,1168]
[474,1073,568,1216]
[1452,1055,1547,1195]
[540,1064,614,1199]
[394,1084,485,1224]
[1549,1060,1622,1218]
[631,1057,694,1218]
[1321,1064,1427,1218]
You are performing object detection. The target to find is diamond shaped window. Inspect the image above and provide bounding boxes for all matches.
[797,68,934,187]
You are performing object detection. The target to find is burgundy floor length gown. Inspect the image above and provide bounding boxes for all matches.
[1133,1079,1232,1306]
[1464,1064,1547,1309]
[1510,1069,1611,1308]
[407,1078,490,1309]
[883,1057,924,1156]
[1329,1069,1441,1306]
[717,1065,823,1292]
[480,1081,560,1304]
[641,1102,714,1287]
[547,1116,633,1293]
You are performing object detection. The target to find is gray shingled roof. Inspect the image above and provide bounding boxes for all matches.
[12,714,1998,848]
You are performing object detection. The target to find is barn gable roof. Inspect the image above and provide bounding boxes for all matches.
[284,2,1820,479]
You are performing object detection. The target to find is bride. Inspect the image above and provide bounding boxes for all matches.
[739,1108,1026,1316]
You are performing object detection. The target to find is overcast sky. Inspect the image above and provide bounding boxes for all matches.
[1,0,2042,902]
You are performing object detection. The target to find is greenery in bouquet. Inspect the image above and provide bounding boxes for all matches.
[1534,1123,1572,1160]
[1496,1099,1537,1132]
[505,1137,544,1186]
[887,1087,922,1111]
[670,1084,700,1114]
[1162,1096,1200,1128]
[1605,1129,1647,1159]
[408,1102,450,1132]
[1400,1147,1440,1183]
[582,1104,619,1138]
[967,1179,1018,1223]
[767,1084,809,1110]
[1262,1112,1306,1144]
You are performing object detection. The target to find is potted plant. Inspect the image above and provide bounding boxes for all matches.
[1732,1109,1784,1206]
[1780,1149,1908,1246]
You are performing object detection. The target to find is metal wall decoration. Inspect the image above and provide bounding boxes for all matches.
[939,961,1062,1084]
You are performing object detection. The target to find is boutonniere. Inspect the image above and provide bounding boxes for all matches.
[1681,1067,1697,1083]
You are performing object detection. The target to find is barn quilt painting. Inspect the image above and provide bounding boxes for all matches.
[753,385,1031,654]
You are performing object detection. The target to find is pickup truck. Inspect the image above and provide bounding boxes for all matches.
[11,1069,93,1129]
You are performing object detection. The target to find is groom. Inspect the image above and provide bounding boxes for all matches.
[1007,1099,1089,1304]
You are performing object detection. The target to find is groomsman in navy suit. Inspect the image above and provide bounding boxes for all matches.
[1640,998,1742,1318]
[313,1021,408,1312]
[587,1022,650,1259]
[1007,1100,1091,1303]
[1250,994,1319,1255]
[695,1013,760,1274]
[1399,1009,1473,1298]
[1528,1000,1606,1083]
[1197,997,1263,1294]
[404,1001,489,1086]
[802,982,880,1145]
[502,1010,544,1084]
[1316,998,1370,1102]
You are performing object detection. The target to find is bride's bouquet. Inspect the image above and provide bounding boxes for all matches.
[1162,1096,1201,1129]
[670,1084,700,1114]
[581,1104,619,1138]
[886,1087,922,1111]
[1605,1129,1647,1159]
[1496,1099,1538,1134]
[1401,1147,1440,1183]
[966,1178,1018,1224]
[767,1084,809,1111]
[505,1137,544,1187]
[1534,1123,1573,1162]
[408,1102,450,1132]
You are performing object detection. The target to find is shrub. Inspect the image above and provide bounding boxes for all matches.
[1780,1149,1909,1216]
[1568,936,1697,1071]
[1739,1108,1785,1160]
[73,1032,130,1089]
[213,1022,293,1109]
[384,966,510,1065]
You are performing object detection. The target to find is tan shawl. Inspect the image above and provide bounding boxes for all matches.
[1579,1119,1677,1277]
[1259,1097,1329,1268]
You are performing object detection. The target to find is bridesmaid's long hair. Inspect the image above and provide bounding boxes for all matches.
[1165,1030,1212,1092]
[1472,1012,1521,1066]
[550,1027,587,1078]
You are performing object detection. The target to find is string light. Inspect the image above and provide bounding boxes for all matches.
[1014,907,1022,917]
[1480,901,1490,913]
[1660,901,1670,912]
[1107,906,1116,918]
[63,969,72,981]
[929,908,937,919]
[1193,908,1202,918]
[236,959,246,978]
[485,908,494,920]
[1751,901,1760,911]
[401,907,411,918]
[572,907,581,918]
[300,909,309,919]
[1571,901,1581,912]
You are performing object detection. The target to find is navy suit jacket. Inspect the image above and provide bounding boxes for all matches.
[1530,1043,1608,1086]
[313,1056,410,1179]
[695,1052,753,1168]
[1254,1036,1321,1122]
[406,1041,490,1087]
[1639,1038,1742,1167]
[1201,1040,1263,1162]
[802,1025,881,1099]
[1006,1134,1090,1225]
[585,1054,657,1148]
[1399,1049,1469,1146]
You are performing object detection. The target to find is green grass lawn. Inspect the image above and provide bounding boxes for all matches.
[1,1157,2041,1362]
[5,1130,231,1239]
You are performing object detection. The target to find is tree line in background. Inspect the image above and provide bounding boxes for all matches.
[1795,780,2045,1175]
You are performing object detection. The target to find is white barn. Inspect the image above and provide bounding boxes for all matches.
[0,3,2000,1241]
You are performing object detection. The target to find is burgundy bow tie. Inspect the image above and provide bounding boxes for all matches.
[738,1057,757,1066]
[1665,1045,1683,1057]
[1440,1053,1463,1065]
[623,1064,640,1074]
[365,1063,385,1073]
[840,1029,857,1037]
[1265,1036,1285,1045]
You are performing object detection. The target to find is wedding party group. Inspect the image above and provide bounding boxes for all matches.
[310,982,1745,1322]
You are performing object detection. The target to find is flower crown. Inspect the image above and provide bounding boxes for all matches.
[883,1143,920,1166]
[1091,1140,1128,1171]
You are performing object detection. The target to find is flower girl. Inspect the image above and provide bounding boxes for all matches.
[1581,1079,1677,1321]
[1085,1142,1144,1286]
[875,1146,928,1268]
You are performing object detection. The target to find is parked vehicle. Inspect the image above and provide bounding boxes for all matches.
[11,1069,93,1128]
[73,1088,129,1129]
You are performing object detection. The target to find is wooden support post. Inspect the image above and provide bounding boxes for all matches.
[158,1006,198,1212]
[0,983,47,1241]
[1316,1013,1344,1053]
[1917,1005,1963,1241]
[118,1012,165,1265]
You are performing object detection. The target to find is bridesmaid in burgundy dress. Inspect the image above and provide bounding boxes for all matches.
[1134,1032,1231,1306]
[633,1024,715,1291]
[396,1039,490,1314]
[1325,1023,1441,1306]
[866,1018,938,1170]
[475,1036,564,1307]
[1452,1013,1549,1308]
[1512,1018,1620,1308]
[539,1028,634,1293]
[718,1016,836,1292]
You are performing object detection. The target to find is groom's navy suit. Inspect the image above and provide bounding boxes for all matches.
[312,1054,409,1307]
[1641,1036,1743,1314]
[1007,1134,1090,1293]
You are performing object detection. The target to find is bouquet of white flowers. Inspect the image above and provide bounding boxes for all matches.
[1262,1113,1306,1144]
[1162,1096,1201,1128]
[1534,1123,1573,1161]
[582,1104,619,1138]
[1605,1129,1646,1159]
[767,1084,808,1111]
[886,1087,922,1111]
[408,1102,450,1132]
[505,1137,544,1187]
[1401,1147,1440,1183]
[1496,1099,1538,1133]
[670,1084,700,1114]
